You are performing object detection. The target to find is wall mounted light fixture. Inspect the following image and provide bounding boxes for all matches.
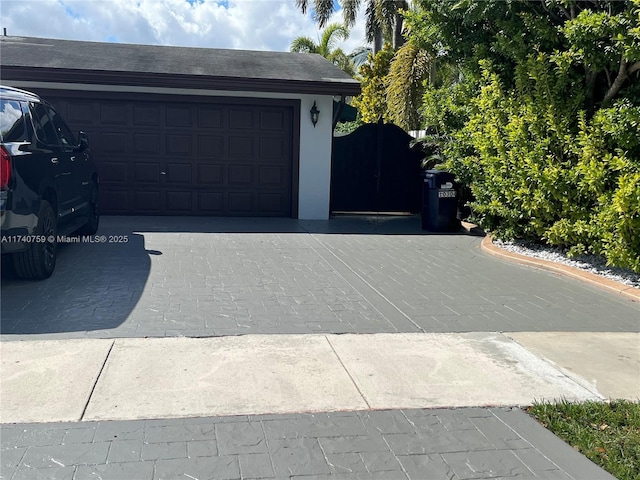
[310,101,320,127]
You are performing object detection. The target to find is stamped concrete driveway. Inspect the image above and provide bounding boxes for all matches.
[1,215,638,340]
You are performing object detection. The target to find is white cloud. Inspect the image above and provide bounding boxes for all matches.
[0,0,369,54]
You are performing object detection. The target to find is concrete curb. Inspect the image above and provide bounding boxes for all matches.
[481,235,640,302]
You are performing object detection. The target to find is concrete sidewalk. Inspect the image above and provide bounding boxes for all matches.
[3,332,633,480]
[3,332,638,425]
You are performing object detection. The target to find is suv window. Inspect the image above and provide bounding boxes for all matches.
[0,99,27,142]
[47,105,77,147]
[30,103,60,146]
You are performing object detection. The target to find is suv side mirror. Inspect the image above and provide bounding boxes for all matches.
[77,131,89,151]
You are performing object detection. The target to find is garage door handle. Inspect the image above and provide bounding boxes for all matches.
[51,157,58,164]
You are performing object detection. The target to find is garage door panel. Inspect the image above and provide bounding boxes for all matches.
[166,191,193,212]
[229,108,254,129]
[260,110,285,130]
[197,164,223,185]
[198,107,223,128]
[134,163,161,183]
[259,137,284,158]
[258,193,285,213]
[198,192,223,213]
[134,191,163,212]
[228,165,253,185]
[228,193,253,213]
[134,134,162,155]
[101,103,128,124]
[166,105,192,127]
[66,101,96,125]
[229,136,254,157]
[166,134,192,155]
[100,162,128,183]
[133,104,161,126]
[198,135,224,156]
[98,132,129,154]
[166,164,192,184]
[259,166,286,186]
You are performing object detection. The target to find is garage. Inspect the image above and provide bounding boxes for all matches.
[40,91,297,216]
[0,35,360,219]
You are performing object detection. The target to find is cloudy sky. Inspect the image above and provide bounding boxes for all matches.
[1,0,368,54]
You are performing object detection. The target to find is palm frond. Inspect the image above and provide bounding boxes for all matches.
[319,23,350,56]
[364,1,381,42]
[312,0,335,27]
[350,46,373,67]
[295,0,309,14]
[386,42,433,129]
[290,37,319,53]
[342,0,362,26]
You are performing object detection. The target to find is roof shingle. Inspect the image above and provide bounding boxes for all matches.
[0,36,360,95]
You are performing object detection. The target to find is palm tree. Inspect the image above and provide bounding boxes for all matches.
[290,23,356,76]
[349,46,372,69]
[295,0,408,53]
[385,41,433,130]
[384,2,465,129]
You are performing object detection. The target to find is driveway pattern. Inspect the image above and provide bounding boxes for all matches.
[1,215,631,480]
[0,408,614,480]
[2,216,638,340]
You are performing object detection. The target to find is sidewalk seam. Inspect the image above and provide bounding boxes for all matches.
[323,335,372,410]
[80,339,115,421]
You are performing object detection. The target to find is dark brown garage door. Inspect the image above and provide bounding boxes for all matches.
[42,91,297,217]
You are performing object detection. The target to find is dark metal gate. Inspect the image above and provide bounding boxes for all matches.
[331,121,424,213]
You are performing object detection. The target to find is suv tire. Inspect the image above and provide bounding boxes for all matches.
[13,201,58,280]
[77,183,99,236]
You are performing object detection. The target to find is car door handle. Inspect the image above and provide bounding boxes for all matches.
[160,171,167,175]
[51,157,59,164]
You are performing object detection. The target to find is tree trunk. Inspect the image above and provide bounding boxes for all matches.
[392,13,404,50]
[585,69,597,115]
[602,58,640,105]
[373,28,383,55]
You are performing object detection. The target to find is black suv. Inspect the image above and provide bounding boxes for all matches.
[1,86,99,279]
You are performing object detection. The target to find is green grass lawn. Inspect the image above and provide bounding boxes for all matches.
[527,400,640,480]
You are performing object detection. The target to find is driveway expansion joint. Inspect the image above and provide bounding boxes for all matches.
[80,339,116,422]
[309,234,425,333]
[323,334,372,410]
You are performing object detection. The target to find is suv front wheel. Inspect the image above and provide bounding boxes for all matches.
[13,200,58,280]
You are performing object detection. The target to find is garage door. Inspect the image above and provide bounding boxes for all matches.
[42,91,296,217]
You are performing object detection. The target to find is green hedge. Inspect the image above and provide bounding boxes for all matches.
[444,59,640,272]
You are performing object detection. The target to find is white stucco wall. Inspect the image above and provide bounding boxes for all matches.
[6,81,336,220]
[297,95,334,220]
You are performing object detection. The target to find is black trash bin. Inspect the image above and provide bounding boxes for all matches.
[421,170,461,232]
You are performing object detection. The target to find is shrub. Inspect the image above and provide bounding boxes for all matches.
[445,60,640,272]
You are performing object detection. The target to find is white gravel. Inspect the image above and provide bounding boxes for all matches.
[494,239,640,289]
